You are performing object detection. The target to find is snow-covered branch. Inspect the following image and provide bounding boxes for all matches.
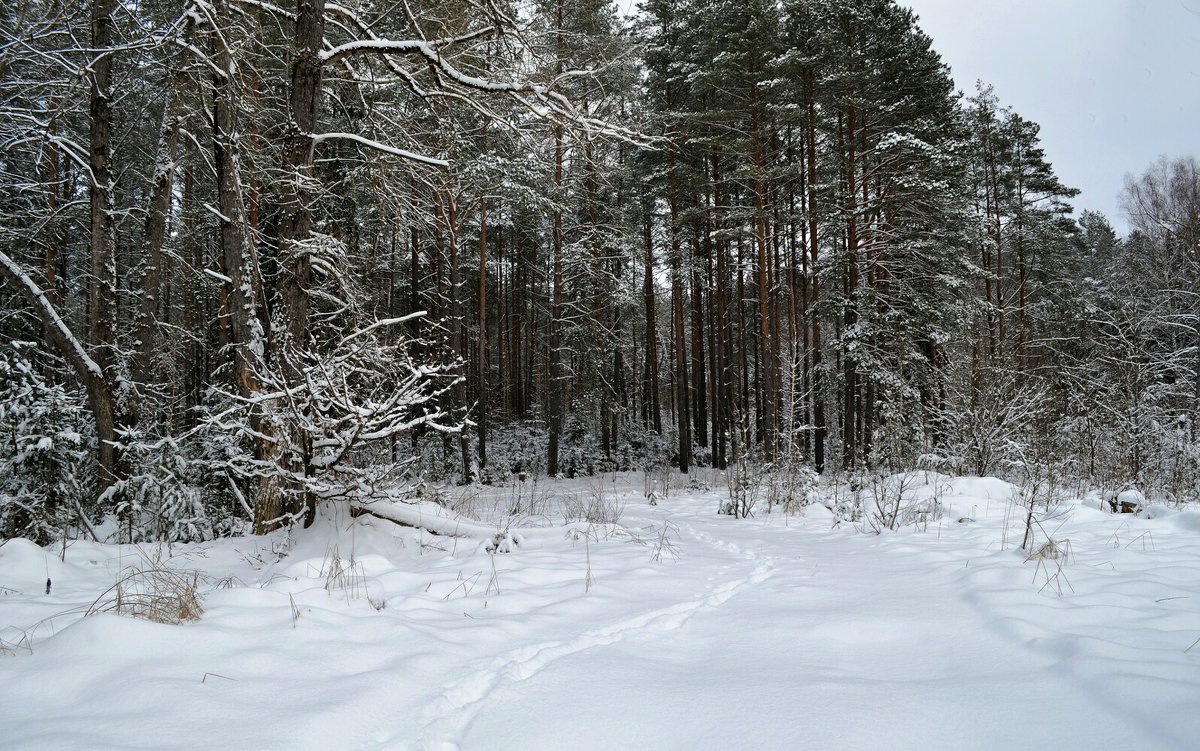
[0,251,104,383]
[311,132,448,168]
[320,26,494,65]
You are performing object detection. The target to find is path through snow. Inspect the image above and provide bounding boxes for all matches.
[1,474,1198,750]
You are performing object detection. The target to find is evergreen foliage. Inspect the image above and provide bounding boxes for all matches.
[0,0,1195,542]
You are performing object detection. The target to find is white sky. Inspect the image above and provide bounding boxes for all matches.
[618,1,1199,234]
[903,0,1200,233]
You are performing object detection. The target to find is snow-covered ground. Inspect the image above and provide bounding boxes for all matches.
[2,473,1198,750]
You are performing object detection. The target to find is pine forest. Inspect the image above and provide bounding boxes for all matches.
[4,1,1200,747]
[4,0,1196,540]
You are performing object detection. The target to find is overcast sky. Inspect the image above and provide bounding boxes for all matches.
[617,0,1199,234]
[903,0,1200,233]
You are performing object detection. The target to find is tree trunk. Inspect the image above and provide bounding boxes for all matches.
[805,72,826,473]
[88,0,122,486]
[137,73,182,390]
[669,157,691,473]
[477,195,489,470]
[690,209,708,449]
[842,105,860,471]
[211,0,271,530]
[702,167,722,468]
[752,95,774,460]
[277,0,326,525]
[642,189,662,434]
[547,119,566,477]
[40,110,63,307]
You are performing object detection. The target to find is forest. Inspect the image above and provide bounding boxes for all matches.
[1,0,1198,544]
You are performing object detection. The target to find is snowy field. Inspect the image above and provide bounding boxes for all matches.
[2,472,1199,750]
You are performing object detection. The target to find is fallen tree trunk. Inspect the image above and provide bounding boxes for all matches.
[349,498,624,552]
[351,499,512,541]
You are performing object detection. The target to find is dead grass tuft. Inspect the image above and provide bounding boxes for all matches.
[86,564,204,624]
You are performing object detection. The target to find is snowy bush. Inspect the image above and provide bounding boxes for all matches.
[203,303,462,530]
[723,451,763,518]
[469,416,676,484]
[102,432,213,544]
[861,471,950,533]
[0,342,90,543]
[952,372,1050,478]
[1142,418,1200,506]
[623,421,675,473]
[475,419,549,481]
[763,458,820,514]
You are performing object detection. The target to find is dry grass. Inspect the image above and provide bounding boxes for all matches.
[1025,539,1071,563]
[1025,538,1075,596]
[85,563,204,625]
[649,521,681,563]
[316,545,368,602]
[0,631,34,656]
[561,488,625,526]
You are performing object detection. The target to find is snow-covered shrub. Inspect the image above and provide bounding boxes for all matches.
[477,419,549,480]
[916,453,967,475]
[188,425,256,538]
[0,342,90,543]
[861,471,949,533]
[623,420,674,473]
[722,451,763,518]
[557,415,602,478]
[1141,418,1199,507]
[764,458,819,514]
[473,415,676,484]
[204,304,461,529]
[936,368,1052,478]
[869,388,934,473]
[825,474,865,526]
[102,432,213,544]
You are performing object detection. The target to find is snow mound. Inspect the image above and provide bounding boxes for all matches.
[0,539,74,593]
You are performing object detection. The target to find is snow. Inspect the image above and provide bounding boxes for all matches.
[0,250,105,382]
[2,474,1198,750]
[311,133,449,168]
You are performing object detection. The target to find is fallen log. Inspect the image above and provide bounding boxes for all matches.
[350,499,525,552]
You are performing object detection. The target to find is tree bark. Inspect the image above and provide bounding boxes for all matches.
[842,104,860,471]
[86,0,123,488]
[477,195,489,470]
[547,120,566,477]
[136,73,182,390]
[804,72,826,473]
[211,0,273,530]
[752,94,774,460]
[642,189,662,434]
[279,0,324,348]
[276,0,326,525]
[669,155,691,473]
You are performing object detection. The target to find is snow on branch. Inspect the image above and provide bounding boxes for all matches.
[229,0,295,20]
[311,132,448,168]
[319,26,494,65]
[337,311,427,348]
[0,250,105,383]
[314,17,651,147]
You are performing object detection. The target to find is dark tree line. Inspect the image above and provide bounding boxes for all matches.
[1,0,1197,542]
